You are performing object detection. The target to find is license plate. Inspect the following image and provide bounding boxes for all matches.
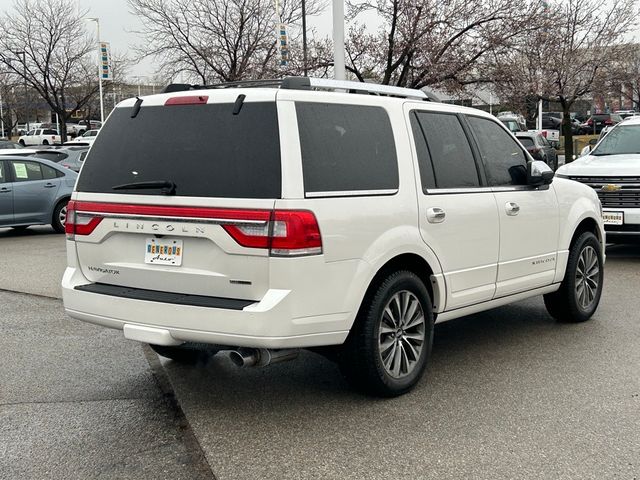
[602,211,623,225]
[145,238,183,266]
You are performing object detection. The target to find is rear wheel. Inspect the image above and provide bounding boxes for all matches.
[52,199,68,233]
[544,231,603,323]
[19,139,25,146]
[42,139,49,145]
[339,270,434,397]
[150,343,219,365]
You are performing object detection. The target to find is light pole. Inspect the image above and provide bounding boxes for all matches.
[86,18,105,123]
[332,0,345,80]
[302,0,307,76]
[14,51,29,131]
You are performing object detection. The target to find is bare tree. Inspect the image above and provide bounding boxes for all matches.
[340,0,546,89]
[0,0,99,141]
[609,44,640,111]
[129,0,325,83]
[492,0,637,161]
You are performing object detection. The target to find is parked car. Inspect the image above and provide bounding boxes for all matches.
[515,132,558,170]
[68,120,101,137]
[0,155,76,232]
[28,146,89,172]
[0,140,24,150]
[62,77,604,397]
[557,116,640,244]
[580,113,623,134]
[498,113,528,132]
[65,129,99,145]
[18,128,61,146]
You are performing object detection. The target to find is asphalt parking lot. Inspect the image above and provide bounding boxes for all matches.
[1,227,639,479]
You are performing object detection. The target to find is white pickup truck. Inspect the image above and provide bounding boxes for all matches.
[18,128,61,146]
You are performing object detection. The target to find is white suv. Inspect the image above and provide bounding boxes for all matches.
[62,78,605,396]
[557,116,640,243]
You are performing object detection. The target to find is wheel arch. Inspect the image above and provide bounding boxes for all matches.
[570,216,602,249]
[51,195,71,223]
[354,253,443,326]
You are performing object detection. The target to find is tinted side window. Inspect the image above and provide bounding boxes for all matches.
[467,116,527,186]
[413,112,480,189]
[409,113,436,191]
[296,102,398,195]
[42,165,58,179]
[11,161,44,182]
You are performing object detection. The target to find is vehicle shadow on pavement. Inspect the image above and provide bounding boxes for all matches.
[0,225,57,237]
[157,292,637,479]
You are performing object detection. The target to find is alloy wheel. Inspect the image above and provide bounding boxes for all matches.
[575,245,599,310]
[378,290,426,379]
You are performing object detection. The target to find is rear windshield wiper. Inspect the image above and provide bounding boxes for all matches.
[112,180,176,195]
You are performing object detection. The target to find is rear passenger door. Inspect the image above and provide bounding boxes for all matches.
[10,160,61,224]
[0,160,14,226]
[406,107,500,311]
[465,115,559,297]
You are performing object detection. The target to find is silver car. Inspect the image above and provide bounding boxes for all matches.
[0,155,77,232]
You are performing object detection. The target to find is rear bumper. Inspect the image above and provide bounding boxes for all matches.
[62,267,350,349]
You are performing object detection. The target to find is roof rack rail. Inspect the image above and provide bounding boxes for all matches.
[282,77,429,100]
[160,77,431,101]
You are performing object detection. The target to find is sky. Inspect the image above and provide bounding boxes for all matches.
[0,0,638,82]
[0,0,336,80]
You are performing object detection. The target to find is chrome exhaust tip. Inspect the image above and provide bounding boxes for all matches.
[228,348,299,367]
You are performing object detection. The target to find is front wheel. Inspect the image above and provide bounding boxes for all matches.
[42,139,49,145]
[544,231,603,322]
[52,199,68,233]
[339,270,434,397]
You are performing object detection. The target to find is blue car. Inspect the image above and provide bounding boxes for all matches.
[0,155,77,233]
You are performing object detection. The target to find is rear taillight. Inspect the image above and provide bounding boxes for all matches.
[604,119,612,125]
[223,210,322,257]
[64,202,322,256]
[540,131,548,138]
[65,200,104,240]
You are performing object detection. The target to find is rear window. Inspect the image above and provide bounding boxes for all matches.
[296,102,398,196]
[77,102,281,198]
[517,137,535,147]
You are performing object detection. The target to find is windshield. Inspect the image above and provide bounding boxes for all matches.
[501,120,520,132]
[592,125,640,156]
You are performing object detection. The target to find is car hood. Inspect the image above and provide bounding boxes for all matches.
[557,153,640,176]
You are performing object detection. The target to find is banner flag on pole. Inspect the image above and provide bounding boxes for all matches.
[278,24,289,66]
[99,42,112,80]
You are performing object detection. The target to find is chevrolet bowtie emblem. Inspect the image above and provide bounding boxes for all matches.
[601,184,622,192]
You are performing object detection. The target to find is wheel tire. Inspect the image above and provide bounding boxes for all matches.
[339,270,434,397]
[42,139,49,145]
[544,231,603,323]
[19,139,25,146]
[52,199,68,233]
[150,343,219,365]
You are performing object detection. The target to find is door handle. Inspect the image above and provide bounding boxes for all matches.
[426,207,446,223]
[44,183,56,188]
[505,202,520,216]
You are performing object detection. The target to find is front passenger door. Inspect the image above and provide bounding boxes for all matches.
[466,115,559,298]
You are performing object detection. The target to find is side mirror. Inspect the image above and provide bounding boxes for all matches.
[588,138,598,146]
[527,160,554,186]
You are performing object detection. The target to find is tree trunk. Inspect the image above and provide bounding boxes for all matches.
[560,100,573,164]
